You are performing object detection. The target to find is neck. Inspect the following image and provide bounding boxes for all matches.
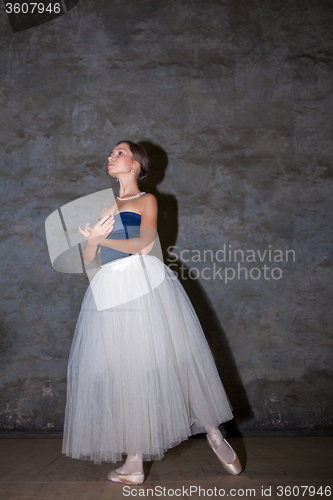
[117,176,140,198]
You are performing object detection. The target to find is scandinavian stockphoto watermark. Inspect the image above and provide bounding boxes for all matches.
[166,245,296,283]
[44,186,292,311]
[121,485,332,497]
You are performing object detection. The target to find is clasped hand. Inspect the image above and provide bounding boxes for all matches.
[78,215,115,246]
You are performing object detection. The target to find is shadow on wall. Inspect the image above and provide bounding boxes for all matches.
[139,141,253,437]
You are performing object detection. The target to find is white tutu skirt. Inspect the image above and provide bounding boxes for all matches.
[62,254,233,464]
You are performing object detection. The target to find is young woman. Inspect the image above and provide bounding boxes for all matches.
[62,141,242,485]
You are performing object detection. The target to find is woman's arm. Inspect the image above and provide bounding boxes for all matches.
[82,239,100,266]
[99,194,158,255]
[79,211,115,266]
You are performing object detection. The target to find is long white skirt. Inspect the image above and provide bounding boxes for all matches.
[62,254,233,464]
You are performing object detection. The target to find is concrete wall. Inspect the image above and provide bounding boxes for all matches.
[0,0,332,434]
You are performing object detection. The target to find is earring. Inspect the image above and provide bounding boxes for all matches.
[116,178,119,182]
[133,169,135,174]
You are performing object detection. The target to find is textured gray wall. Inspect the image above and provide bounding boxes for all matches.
[0,0,332,435]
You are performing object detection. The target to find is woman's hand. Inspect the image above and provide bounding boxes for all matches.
[78,223,93,240]
[78,215,115,246]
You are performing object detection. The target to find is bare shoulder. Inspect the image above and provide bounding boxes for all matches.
[142,193,158,209]
[141,193,158,229]
[99,201,117,218]
[141,193,158,216]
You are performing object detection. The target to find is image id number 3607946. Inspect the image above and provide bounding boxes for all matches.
[276,485,331,496]
[5,2,61,14]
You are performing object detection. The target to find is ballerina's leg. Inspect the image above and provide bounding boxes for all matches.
[115,453,144,474]
[205,426,235,463]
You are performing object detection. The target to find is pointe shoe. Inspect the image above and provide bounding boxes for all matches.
[107,469,145,485]
[206,435,242,475]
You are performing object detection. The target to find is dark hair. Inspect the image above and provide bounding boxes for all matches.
[116,140,150,186]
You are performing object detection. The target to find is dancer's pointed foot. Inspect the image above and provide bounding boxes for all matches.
[207,434,242,475]
[107,469,145,485]
[110,453,144,483]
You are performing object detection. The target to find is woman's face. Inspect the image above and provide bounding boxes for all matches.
[108,142,135,178]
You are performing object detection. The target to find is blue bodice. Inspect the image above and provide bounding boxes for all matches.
[99,211,141,265]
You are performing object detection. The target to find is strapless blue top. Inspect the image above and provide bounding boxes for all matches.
[99,211,141,265]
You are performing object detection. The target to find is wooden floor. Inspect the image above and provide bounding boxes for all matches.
[0,436,332,499]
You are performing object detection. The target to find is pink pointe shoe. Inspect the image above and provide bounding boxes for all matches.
[107,469,145,485]
[206,435,242,475]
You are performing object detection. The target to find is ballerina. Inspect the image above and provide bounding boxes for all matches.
[61,140,242,484]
